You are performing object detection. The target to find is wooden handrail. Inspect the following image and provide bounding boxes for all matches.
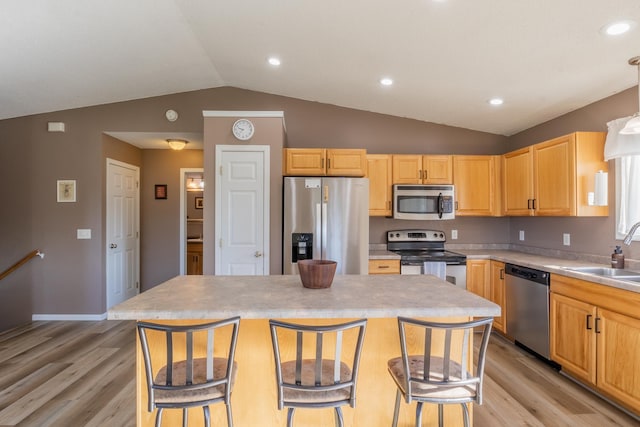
[0,249,43,281]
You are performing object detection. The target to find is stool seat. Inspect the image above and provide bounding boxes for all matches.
[281,359,352,403]
[154,358,238,404]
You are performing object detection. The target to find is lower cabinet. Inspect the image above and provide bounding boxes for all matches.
[466,259,506,333]
[186,242,203,275]
[368,259,400,275]
[550,274,640,415]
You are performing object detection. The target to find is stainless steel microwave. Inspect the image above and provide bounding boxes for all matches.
[393,184,455,220]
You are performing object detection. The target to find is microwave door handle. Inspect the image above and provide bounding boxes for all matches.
[438,192,443,219]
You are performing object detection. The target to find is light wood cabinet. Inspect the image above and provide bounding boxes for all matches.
[503,132,608,217]
[453,155,502,216]
[466,260,490,298]
[368,259,400,275]
[550,274,640,414]
[283,148,366,176]
[366,154,393,216]
[467,259,506,333]
[392,155,452,184]
[186,242,203,275]
[489,261,506,333]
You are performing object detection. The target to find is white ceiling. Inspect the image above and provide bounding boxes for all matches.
[2,0,640,136]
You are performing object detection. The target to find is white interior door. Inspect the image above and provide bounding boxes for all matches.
[215,145,270,275]
[106,159,140,309]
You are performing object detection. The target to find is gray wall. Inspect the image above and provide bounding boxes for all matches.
[0,85,637,331]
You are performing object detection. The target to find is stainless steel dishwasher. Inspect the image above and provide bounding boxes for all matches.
[505,263,551,359]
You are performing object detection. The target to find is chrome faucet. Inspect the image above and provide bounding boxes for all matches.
[623,221,640,245]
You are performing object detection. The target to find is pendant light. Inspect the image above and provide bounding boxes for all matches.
[619,56,640,135]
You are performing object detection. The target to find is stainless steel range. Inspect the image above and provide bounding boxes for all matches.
[387,229,467,289]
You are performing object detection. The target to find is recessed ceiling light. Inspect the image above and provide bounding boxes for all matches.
[488,98,504,106]
[601,20,635,36]
[380,77,393,86]
[268,57,281,66]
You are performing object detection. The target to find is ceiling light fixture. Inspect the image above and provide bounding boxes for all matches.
[380,77,393,86]
[488,98,504,106]
[602,20,634,36]
[268,57,281,66]
[619,56,640,135]
[166,139,189,150]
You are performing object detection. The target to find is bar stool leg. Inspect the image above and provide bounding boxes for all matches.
[334,407,344,427]
[438,404,444,427]
[225,403,233,427]
[415,402,423,427]
[155,408,163,427]
[461,403,470,427]
[203,405,211,427]
[392,390,401,427]
[286,408,295,427]
[182,407,188,427]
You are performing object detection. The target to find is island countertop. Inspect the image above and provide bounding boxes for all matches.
[108,274,500,320]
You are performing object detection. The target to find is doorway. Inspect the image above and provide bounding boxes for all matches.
[215,145,270,275]
[180,168,204,275]
[106,158,140,309]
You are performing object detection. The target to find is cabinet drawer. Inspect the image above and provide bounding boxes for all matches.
[369,259,400,274]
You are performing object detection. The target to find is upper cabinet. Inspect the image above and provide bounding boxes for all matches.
[453,155,502,216]
[283,148,366,176]
[392,155,452,184]
[503,132,608,217]
[366,154,393,216]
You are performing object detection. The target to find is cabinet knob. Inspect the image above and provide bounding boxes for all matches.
[109,243,117,249]
[254,251,263,258]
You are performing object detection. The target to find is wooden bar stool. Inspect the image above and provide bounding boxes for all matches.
[387,316,493,427]
[269,318,367,427]
[137,316,240,427]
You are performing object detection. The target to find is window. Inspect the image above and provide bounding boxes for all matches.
[615,155,640,241]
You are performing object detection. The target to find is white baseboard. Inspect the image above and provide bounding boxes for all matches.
[32,313,108,321]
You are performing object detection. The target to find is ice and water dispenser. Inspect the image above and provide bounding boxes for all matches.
[291,233,313,262]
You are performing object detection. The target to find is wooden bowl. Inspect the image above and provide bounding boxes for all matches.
[297,260,337,289]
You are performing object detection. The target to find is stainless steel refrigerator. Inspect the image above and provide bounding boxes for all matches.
[283,177,369,275]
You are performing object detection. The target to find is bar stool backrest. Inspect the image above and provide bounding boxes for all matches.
[137,316,240,412]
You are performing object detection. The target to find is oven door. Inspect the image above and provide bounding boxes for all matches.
[401,261,467,290]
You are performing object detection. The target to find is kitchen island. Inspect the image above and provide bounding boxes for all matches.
[109,274,500,426]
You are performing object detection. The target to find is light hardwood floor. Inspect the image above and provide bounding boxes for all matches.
[0,321,637,426]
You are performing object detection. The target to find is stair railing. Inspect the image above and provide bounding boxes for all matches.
[0,250,44,281]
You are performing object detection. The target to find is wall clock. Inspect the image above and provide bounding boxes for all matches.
[232,118,255,141]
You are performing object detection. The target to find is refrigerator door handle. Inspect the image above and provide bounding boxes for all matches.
[315,203,322,259]
[323,185,329,202]
[322,202,328,259]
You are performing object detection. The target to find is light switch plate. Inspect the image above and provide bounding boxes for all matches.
[451,230,458,239]
[563,233,570,246]
[77,229,91,239]
[519,230,525,241]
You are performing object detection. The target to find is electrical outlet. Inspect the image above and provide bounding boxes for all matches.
[451,229,458,240]
[519,230,525,241]
[563,233,570,246]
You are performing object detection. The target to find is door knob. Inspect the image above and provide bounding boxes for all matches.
[254,251,263,258]
[110,243,118,249]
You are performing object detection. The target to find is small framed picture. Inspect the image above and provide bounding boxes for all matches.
[195,197,204,209]
[57,180,76,202]
[155,184,167,200]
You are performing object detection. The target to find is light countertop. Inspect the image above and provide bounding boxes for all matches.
[458,249,640,293]
[107,274,499,320]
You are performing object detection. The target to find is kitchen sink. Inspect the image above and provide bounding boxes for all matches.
[563,266,640,279]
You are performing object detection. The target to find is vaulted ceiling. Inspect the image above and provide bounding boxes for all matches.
[2,0,640,136]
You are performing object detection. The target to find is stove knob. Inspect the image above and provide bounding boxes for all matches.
[395,233,400,237]
[433,233,438,238]
[440,233,444,238]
